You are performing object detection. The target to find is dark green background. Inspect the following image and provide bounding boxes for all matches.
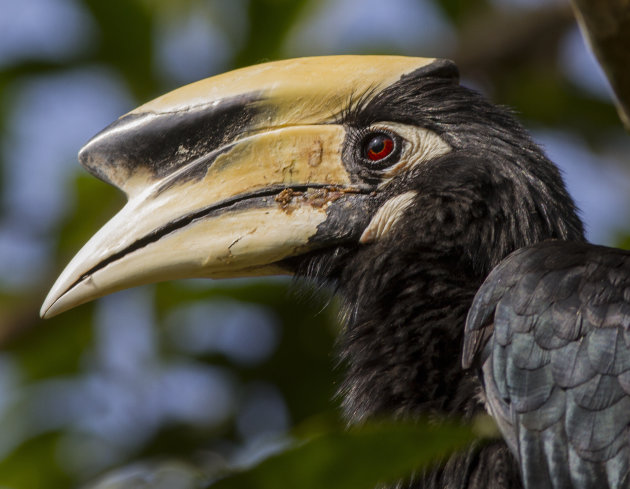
[0,1,628,487]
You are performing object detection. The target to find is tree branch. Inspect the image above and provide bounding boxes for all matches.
[571,0,630,131]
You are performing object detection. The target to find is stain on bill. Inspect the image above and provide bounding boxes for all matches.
[275,187,356,213]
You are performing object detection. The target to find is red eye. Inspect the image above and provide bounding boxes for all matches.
[366,134,395,161]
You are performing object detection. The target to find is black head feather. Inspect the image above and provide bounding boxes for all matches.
[293,70,585,421]
[292,70,584,488]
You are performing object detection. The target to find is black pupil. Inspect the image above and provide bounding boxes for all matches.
[368,135,387,155]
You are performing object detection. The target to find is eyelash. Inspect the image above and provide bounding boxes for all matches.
[337,87,380,124]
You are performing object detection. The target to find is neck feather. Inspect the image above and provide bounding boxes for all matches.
[335,245,483,423]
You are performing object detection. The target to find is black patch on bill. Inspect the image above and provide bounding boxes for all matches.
[79,93,264,187]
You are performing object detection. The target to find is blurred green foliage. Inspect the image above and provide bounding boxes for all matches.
[82,0,157,99]
[234,0,311,67]
[0,433,72,489]
[212,421,476,489]
[0,0,628,488]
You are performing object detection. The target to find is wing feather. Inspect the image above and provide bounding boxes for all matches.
[464,240,630,488]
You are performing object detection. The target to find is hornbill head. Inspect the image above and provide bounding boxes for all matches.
[41,55,583,318]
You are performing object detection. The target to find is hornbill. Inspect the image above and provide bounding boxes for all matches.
[40,56,630,488]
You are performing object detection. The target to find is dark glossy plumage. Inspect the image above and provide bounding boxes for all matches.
[464,241,630,489]
[294,67,630,488]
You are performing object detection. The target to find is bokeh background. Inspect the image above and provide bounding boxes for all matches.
[1,0,629,487]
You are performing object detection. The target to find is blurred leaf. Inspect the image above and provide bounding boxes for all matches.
[615,233,630,250]
[234,0,312,67]
[8,305,93,382]
[80,0,158,100]
[0,433,71,489]
[85,460,208,489]
[433,0,490,25]
[209,420,475,489]
[494,68,621,140]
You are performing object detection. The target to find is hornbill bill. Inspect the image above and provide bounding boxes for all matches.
[40,56,630,488]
